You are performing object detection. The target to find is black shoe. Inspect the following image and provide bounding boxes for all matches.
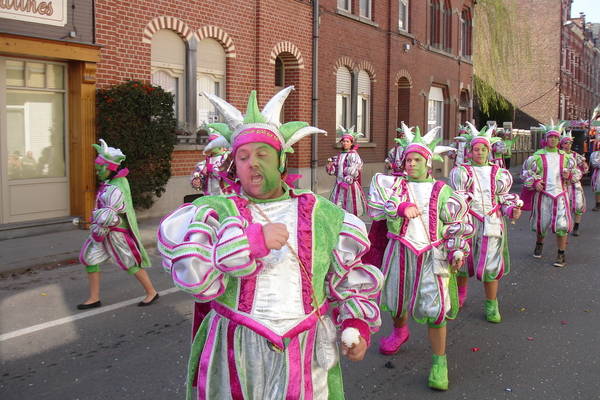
[77,301,101,310]
[554,253,566,267]
[138,293,159,307]
[572,227,580,236]
[593,203,600,211]
[533,242,543,258]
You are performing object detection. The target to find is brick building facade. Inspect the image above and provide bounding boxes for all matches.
[489,0,600,129]
[93,0,475,219]
[1,0,475,234]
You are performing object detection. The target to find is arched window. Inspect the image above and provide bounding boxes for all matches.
[397,76,411,127]
[197,38,226,126]
[151,29,186,122]
[357,70,371,140]
[428,86,445,140]
[336,67,352,135]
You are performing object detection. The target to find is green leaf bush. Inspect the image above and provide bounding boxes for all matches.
[97,80,176,210]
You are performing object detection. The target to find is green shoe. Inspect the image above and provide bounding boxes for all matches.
[486,298,501,323]
[428,354,448,390]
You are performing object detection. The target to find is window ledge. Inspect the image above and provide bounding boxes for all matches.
[336,9,379,28]
[397,31,415,41]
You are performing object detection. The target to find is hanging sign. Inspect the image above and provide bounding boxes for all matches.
[0,0,67,27]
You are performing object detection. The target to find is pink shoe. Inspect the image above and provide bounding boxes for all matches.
[379,325,410,355]
[458,285,468,308]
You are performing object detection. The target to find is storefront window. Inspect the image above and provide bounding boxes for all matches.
[5,60,66,180]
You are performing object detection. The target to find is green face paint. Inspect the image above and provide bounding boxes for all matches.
[95,163,111,182]
[404,152,428,180]
[235,142,284,199]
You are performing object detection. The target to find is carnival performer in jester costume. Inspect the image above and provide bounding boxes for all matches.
[449,122,522,322]
[157,87,383,400]
[448,123,471,167]
[190,127,232,196]
[500,129,518,170]
[560,131,588,236]
[488,126,508,169]
[590,141,600,211]
[385,123,408,175]
[326,125,367,216]
[366,126,473,390]
[77,139,158,310]
[521,120,581,267]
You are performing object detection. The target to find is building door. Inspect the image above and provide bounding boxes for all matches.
[1,58,70,224]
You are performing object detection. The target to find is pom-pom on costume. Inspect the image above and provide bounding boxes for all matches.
[365,125,472,390]
[326,125,368,216]
[521,120,581,267]
[190,128,232,196]
[449,123,521,320]
[158,87,383,400]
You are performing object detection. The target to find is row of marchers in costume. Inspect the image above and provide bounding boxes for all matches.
[158,87,384,400]
[365,122,522,389]
[520,122,583,237]
[448,122,516,169]
[325,126,368,217]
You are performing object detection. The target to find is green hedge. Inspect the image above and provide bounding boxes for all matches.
[97,80,176,210]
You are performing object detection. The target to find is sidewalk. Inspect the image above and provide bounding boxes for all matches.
[0,216,163,275]
[0,164,526,276]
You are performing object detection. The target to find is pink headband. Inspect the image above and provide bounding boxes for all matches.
[559,136,573,146]
[470,137,491,149]
[546,130,561,138]
[341,134,355,142]
[233,127,282,154]
[95,155,120,171]
[404,144,432,165]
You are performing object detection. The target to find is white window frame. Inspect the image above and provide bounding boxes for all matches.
[356,70,371,141]
[427,86,444,141]
[197,74,223,126]
[360,0,371,19]
[151,29,186,123]
[338,0,351,12]
[336,67,352,137]
[151,68,184,121]
[399,0,408,32]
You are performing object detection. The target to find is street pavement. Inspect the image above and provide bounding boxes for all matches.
[1,167,599,399]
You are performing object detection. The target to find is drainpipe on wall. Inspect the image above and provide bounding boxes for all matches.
[311,0,319,192]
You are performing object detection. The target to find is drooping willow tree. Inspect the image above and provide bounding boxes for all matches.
[473,0,534,120]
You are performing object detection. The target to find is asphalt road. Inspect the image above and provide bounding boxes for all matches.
[1,180,599,400]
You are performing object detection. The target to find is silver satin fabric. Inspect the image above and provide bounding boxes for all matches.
[458,218,504,278]
[381,243,451,320]
[529,153,571,235]
[248,199,307,334]
[203,320,329,400]
[81,230,139,269]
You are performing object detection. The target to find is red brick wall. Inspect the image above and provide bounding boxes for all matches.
[317,0,474,165]
[95,0,314,176]
[95,0,475,176]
